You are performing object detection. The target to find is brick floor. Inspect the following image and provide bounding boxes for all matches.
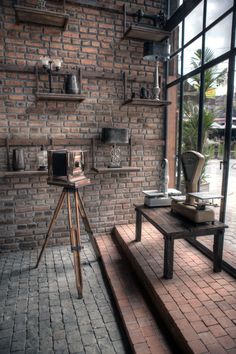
[0,240,129,354]
[113,222,236,354]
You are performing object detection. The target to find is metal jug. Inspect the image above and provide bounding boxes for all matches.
[12,148,25,171]
[65,74,79,94]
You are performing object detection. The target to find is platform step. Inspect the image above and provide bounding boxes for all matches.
[95,234,174,354]
[112,223,236,354]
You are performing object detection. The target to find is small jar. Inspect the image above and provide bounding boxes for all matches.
[37,145,48,171]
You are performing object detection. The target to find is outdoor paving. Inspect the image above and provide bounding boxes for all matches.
[0,239,129,354]
[204,159,236,268]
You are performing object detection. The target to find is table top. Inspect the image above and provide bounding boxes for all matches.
[135,205,228,238]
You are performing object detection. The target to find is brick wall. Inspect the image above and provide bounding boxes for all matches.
[0,0,167,251]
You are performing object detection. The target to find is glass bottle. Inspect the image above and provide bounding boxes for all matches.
[37,145,48,171]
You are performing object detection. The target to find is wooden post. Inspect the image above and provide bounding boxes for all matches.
[91,138,95,169]
[129,136,132,167]
[5,137,11,171]
[123,4,126,37]
[35,63,39,93]
[123,71,127,102]
[135,208,142,242]
[78,67,82,94]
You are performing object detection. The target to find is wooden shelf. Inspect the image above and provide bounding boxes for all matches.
[123,25,171,42]
[92,167,140,173]
[35,92,86,102]
[122,98,171,106]
[14,5,69,30]
[0,170,48,178]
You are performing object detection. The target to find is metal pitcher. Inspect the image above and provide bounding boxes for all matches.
[12,148,25,171]
[65,74,79,94]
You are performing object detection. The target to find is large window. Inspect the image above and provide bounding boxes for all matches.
[166,0,236,276]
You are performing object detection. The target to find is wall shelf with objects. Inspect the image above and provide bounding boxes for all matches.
[35,64,85,102]
[0,137,91,178]
[122,72,171,107]
[14,1,69,31]
[122,4,170,42]
[91,129,141,174]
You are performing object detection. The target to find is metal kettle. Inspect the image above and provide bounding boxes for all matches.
[12,148,25,171]
[65,74,79,94]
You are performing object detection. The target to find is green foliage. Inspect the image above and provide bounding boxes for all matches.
[189,48,227,93]
[182,47,226,183]
[183,104,214,152]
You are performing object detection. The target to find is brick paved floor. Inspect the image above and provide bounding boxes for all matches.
[0,240,129,354]
[114,222,236,354]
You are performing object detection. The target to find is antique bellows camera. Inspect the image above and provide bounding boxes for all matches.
[47,150,90,187]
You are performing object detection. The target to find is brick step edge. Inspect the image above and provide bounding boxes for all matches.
[95,234,172,354]
[112,226,195,354]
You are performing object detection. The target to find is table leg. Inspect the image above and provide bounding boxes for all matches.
[164,236,174,279]
[135,209,142,242]
[213,230,224,272]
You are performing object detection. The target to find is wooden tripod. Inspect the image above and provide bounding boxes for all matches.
[35,185,98,299]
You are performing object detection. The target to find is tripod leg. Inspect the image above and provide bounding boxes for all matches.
[67,190,83,299]
[35,188,66,268]
[76,190,100,258]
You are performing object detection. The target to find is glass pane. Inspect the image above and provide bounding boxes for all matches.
[182,75,200,153]
[204,60,228,194]
[184,2,203,44]
[168,53,182,84]
[170,23,182,54]
[206,0,233,27]
[183,37,202,75]
[205,14,232,59]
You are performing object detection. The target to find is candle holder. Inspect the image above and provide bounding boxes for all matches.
[143,41,170,100]
[40,57,62,93]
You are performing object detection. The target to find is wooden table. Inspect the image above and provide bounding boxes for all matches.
[135,205,228,279]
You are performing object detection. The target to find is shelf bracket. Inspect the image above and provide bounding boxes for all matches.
[123,71,127,102]
[123,4,127,37]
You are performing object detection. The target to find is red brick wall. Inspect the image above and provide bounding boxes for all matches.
[0,0,166,251]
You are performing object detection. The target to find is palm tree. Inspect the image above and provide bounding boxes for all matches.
[189,48,227,94]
